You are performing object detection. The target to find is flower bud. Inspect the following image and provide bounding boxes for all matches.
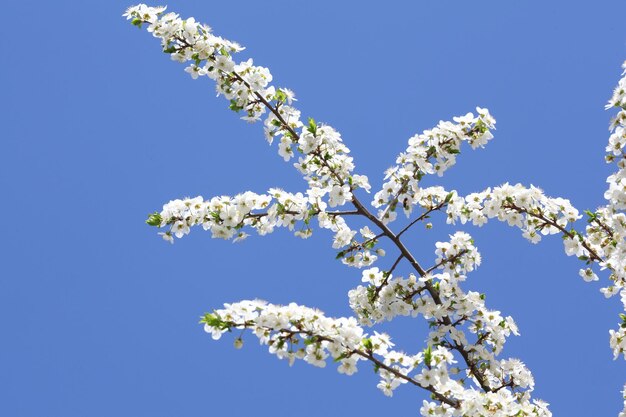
[234,338,244,349]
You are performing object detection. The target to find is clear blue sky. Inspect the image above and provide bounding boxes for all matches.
[2,1,626,415]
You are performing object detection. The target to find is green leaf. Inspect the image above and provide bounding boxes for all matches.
[444,192,454,204]
[362,338,373,351]
[333,353,349,363]
[198,313,211,325]
[584,209,598,223]
[307,117,317,135]
[229,99,243,112]
[274,89,287,103]
[199,313,224,328]
[424,345,432,367]
[146,212,162,227]
[304,336,318,346]
[131,18,143,27]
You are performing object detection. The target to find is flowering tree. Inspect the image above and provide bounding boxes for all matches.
[125,5,626,416]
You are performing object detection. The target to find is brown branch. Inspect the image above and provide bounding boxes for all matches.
[502,203,604,263]
[426,249,470,274]
[372,254,405,300]
[268,326,460,408]
[350,197,493,393]
[396,201,447,238]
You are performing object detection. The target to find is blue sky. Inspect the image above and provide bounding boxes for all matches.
[3,1,626,416]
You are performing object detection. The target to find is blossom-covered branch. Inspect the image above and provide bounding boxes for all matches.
[125,4,626,415]
[372,112,496,224]
[201,296,549,416]
[125,4,550,414]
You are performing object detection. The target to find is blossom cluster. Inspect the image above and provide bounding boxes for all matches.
[149,191,305,243]
[149,190,366,253]
[447,183,580,244]
[201,299,431,399]
[350,233,519,380]
[201,299,369,372]
[151,191,387,268]
[609,291,626,360]
[349,232,480,324]
[201,299,549,416]
[126,4,383,268]
[372,110,495,223]
[402,183,592,275]
[123,4,370,220]
[420,392,551,417]
[445,181,626,363]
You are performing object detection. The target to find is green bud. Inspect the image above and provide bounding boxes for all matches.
[146,212,162,227]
